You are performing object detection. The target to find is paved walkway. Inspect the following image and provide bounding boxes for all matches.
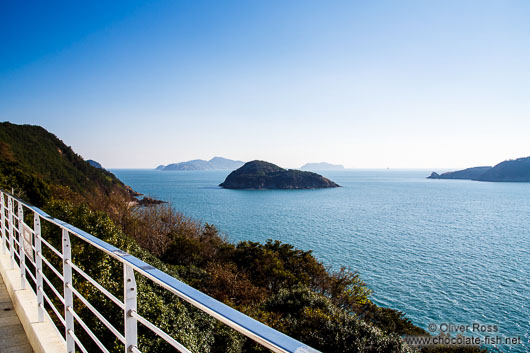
[0,275,33,353]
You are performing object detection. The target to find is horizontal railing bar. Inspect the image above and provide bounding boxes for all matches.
[25,264,37,284]
[40,270,65,305]
[67,283,126,344]
[68,328,89,353]
[1,189,320,353]
[67,259,124,310]
[40,237,64,259]
[13,248,21,262]
[41,255,64,281]
[21,204,37,216]
[19,222,35,235]
[26,254,36,267]
[128,246,312,352]
[68,306,110,353]
[41,288,66,326]
[131,310,191,353]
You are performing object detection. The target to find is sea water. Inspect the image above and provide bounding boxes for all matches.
[112,169,530,352]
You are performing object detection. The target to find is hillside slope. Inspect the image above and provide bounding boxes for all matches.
[0,122,134,205]
[477,157,530,182]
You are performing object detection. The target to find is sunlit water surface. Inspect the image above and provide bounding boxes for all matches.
[112,169,530,352]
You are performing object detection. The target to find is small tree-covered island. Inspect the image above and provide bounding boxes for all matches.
[220,160,340,189]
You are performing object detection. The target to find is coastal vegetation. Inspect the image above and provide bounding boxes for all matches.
[0,122,487,352]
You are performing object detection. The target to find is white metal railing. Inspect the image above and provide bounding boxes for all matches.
[0,190,320,353]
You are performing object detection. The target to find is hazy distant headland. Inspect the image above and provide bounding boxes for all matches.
[300,162,345,171]
[428,166,492,180]
[157,156,244,171]
[220,160,340,189]
[428,156,530,182]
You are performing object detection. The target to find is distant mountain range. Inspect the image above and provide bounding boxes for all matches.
[428,156,530,182]
[300,162,345,171]
[157,157,245,171]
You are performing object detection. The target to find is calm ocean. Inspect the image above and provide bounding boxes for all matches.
[112,169,529,352]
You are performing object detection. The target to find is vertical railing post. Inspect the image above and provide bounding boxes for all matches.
[8,197,14,269]
[18,203,26,289]
[35,213,44,322]
[63,229,75,353]
[124,264,137,353]
[0,192,5,254]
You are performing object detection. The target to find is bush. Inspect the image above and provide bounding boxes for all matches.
[262,286,414,353]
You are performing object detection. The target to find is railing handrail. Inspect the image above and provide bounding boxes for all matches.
[0,189,320,353]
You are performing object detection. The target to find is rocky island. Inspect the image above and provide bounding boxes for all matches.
[219,160,340,189]
[428,156,530,182]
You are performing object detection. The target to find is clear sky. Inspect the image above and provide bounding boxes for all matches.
[1,1,529,169]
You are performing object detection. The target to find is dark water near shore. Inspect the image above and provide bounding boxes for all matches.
[112,169,530,352]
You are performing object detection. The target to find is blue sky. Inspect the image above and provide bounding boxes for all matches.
[1,1,529,169]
